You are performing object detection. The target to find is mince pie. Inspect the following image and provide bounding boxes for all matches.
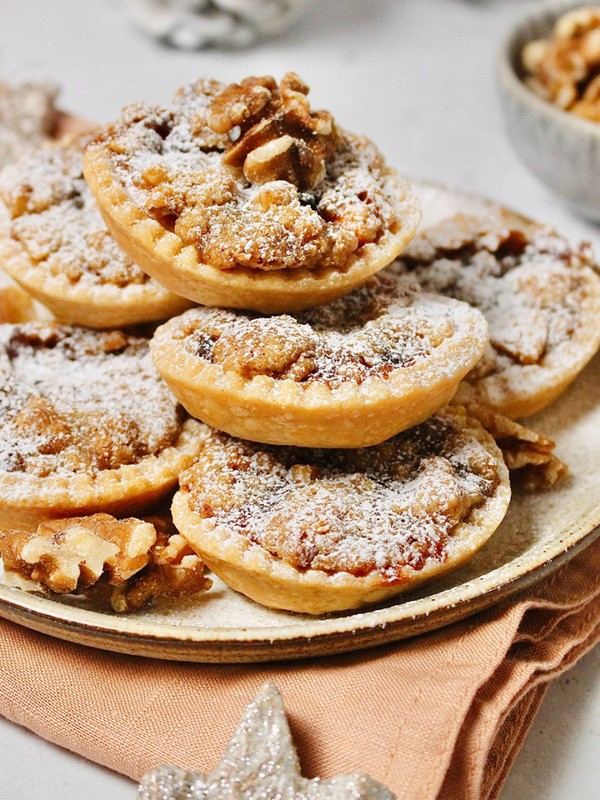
[83,73,420,313]
[151,272,488,447]
[393,212,600,418]
[172,406,511,614]
[0,322,207,530]
[0,137,192,328]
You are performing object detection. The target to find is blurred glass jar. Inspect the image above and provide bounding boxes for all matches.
[128,0,314,49]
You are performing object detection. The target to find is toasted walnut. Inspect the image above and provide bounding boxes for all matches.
[466,404,567,490]
[110,531,212,612]
[0,513,212,611]
[522,8,600,119]
[0,514,157,593]
[554,7,600,38]
[206,72,338,191]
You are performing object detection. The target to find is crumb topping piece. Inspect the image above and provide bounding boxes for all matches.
[173,273,475,385]
[97,75,403,271]
[0,81,59,168]
[0,512,211,611]
[394,212,594,380]
[0,136,152,287]
[0,323,183,477]
[180,409,500,580]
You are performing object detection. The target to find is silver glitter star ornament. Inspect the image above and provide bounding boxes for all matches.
[137,682,395,799]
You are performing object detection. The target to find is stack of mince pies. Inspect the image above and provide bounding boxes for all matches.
[0,73,598,616]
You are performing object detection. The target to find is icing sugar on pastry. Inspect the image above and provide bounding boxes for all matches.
[179,275,473,384]
[180,413,499,578]
[393,212,600,417]
[0,323,183,477]
[173,406,511,614]
[0,81,59,168]
[104,76,400,272]
[0,321,207,530]
[0,138,148,287]
[151,272,488,447]
[0,137,191,327]
[83,73,420,312]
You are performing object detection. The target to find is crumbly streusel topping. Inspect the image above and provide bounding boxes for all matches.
[0,81,59,168]
[96,76,402,271]
[0,137,151,287]
[0,136,152,287]
[0,323,184,477]
[180,409,500,579]
[393,212,594,381]
[170,273,479,385]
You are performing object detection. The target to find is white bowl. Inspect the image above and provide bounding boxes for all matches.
[498,0,600,221]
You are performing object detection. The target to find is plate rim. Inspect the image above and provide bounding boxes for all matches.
[0,518,598,658]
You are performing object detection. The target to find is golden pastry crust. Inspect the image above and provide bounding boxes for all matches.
[0,137,191,328]
[0,322,208,530]
[394,212,600,418]
[151,273,488,448]
[83,76,420,313]
[172,406,511,614]
[0,284,36,323]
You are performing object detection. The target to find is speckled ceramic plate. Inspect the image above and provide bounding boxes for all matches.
[0,180,598,663]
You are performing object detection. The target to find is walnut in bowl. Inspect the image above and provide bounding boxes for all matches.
[498,1,600,221]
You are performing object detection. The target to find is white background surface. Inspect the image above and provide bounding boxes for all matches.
[0,0,599,798]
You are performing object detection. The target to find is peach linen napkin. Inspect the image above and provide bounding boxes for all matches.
[1,535,599,800]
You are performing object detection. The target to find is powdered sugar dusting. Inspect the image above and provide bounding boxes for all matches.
[0,137,151,287]
[175,272,482,385]
[0,323,183,478]
[393,212,598,393]
[98,77,403,271]
[0,81,59,168]
[181,410,500,580]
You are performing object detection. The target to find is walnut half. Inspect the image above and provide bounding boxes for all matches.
[206,72,338,191]
[0,513,212,611]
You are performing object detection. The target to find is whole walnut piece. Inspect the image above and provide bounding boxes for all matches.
[0,513,212,611]
[206,72,339,191]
